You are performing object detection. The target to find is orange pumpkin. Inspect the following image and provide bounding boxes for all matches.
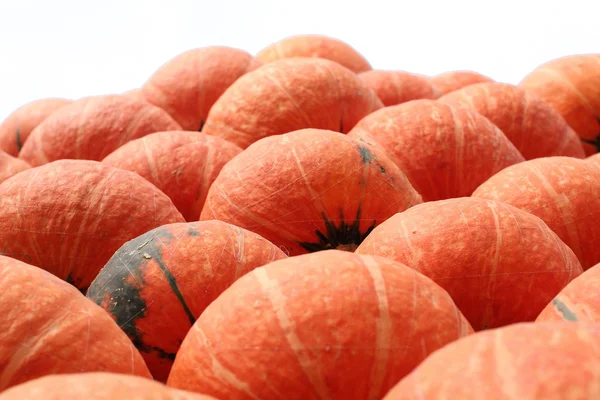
[87,220,287,382]
[18,95,181,166]
[357,70,441,106]
[102,131,241,221]
[167,250,472,399]
[200,129,422,255]
[0,256,150,391]
[0,373,215,399]
[348,100,524,201]
[0,160,184,292]
[431,70,493,95]
[140,46,260,131]
[383,321,600,400]
[473,157,600,270]
[256,34,371,73]
[0,150,29,184]
[439,82,585,159]
[519,54,600,155]
[202,58,383,149]
[0,98,71,156]
[356,197,582,330]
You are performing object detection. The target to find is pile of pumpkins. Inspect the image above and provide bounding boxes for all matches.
[0,34,599,400]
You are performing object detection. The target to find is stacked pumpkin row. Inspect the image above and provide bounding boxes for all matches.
[0,34,599,400]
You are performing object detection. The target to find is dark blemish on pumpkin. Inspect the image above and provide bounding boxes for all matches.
[187,225,200,236]
[198,120,205,132]
[15,128,22,151]
[552,298,578,321]
[379,165,386,174]
[358,145,374,164]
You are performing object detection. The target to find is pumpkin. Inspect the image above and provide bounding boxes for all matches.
[87,220,287,382]
[439,82,585,159]
[0,160,184,292]
[0,373,215,399]
[357,70,441,106]
[140,46,261,131]
[256,34,371,73]
[102,131,241,221]
[0,150,30,184]
[0,98,71,156]
[201,58,383,149]
[348,100,524,201]
[355,197,582,330]
[383,321,600,400]
[519,54,600,155]
[431,70,493,95]
[18,95,181,166]
[167,250,473,400]
[200,129,422,256]
[472,156,600,270]
[0,256,150,391]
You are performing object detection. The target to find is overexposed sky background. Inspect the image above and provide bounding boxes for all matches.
[0,0,597,121]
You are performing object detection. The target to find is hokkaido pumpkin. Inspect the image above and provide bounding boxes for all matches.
[202,58,383,149]
[200,129,422,256]
[431,70,493,95]
[0,256,151,392]
[256,34,371,73]
[18,95,181,166]
[439,82,585,159]
[167,250,473,400]
[102,131,241,221]
[472,157,600,270]
[357,70,441,106]
[348,100,524,201]
[519,54,600,155]
[0,98,71,156]
[355,197,582,330]
[383,321,600,400]
[0,373,215,400]
[0,160,184,292]
[140,46,261,131]
[0,150,29,184]
[87,220,287,382]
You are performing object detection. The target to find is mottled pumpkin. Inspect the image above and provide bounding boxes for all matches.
[0,150,30,184]
[431,70,493,95]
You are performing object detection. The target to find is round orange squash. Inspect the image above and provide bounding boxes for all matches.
[0,373,215,399]
[0,160,184,292]
[202,58,383,149]
[0,256,151,391]
[0,150,29,184]
[0,98,71,156]
[87,220,287,382]
[167,250,473,399]
[357,70,441,106]
[102,131,241,221]
[439,82,585,159]
[200,129,422,255]
[256,34,371,73]
[472,157,600,270]
[18,95,181,166]
[356,197,582,330]
[140,46,260,131]
[349,100,524,201]
[431,70,493,95]
[519,54,600,155]
[383,321,600,400]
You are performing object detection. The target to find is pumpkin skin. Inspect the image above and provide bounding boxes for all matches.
[472,157,600,270]
[200,129,422,256]
[0,150,30,184]
[0,256,151,392]
[383,321,600,400]
[140,46,261,131]
[519,54,600,155]
[102,131,242,221]
[439,82,585,159]
[18,95,181,166]
[357,70,441,106]
[0,98,71,156]
[202,58,383,149]
[355,197,582,330]
[431,70,493,95]
[87,220,287,382]
[256,34,371,73]
[0,160,185,292]
[167,250,473,400]
[348,100,524,201]
[0,373,215,400]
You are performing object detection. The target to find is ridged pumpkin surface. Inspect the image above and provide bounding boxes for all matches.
[358,71,441,106]
[431,70,493,95]
[167,250,473,400]
[0,150,29,184]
